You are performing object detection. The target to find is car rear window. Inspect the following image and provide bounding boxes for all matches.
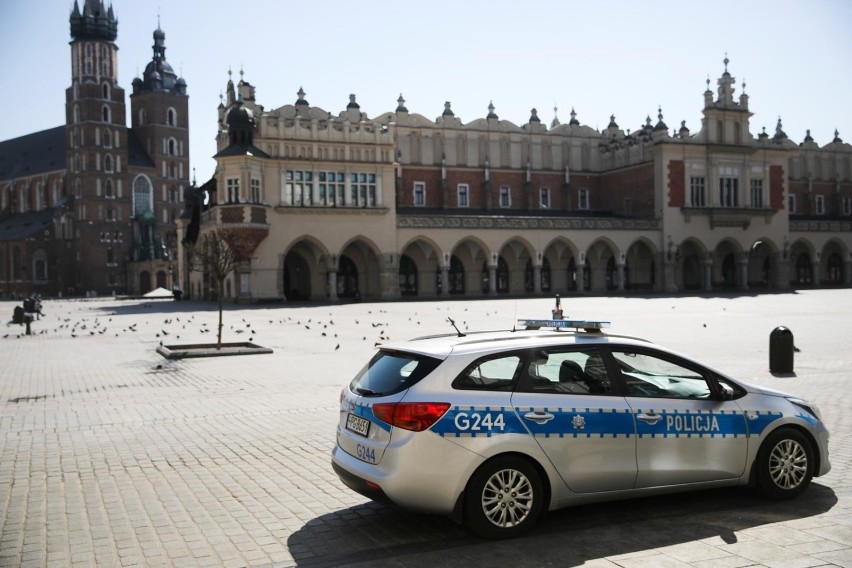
[349,350,442,397]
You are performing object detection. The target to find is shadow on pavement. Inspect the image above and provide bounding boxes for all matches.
[286,484,836,567]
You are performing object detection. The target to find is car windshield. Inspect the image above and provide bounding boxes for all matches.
[349,350,442,396]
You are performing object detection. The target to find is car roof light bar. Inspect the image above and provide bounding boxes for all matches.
[517,319,611,332]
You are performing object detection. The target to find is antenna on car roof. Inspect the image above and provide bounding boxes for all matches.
[447,317,466,337]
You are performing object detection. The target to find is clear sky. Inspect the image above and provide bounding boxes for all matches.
[2,0,850,184]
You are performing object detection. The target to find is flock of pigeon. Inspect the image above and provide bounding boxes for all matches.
[2,301,487,353]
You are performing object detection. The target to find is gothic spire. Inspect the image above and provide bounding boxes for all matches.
[70,0,118,41]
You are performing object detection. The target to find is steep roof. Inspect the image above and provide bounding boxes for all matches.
[0,127,66,182]
[0,209,56,242]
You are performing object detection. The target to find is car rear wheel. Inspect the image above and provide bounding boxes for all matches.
[755,428,814,499]
[464,455,543,539]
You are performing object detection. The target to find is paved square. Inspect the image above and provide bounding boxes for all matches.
[0,290,850,567]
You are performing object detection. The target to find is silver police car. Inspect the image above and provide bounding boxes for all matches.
[331,318,830,539]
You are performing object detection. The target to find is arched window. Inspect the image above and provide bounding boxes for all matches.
[33,250,48,281]
[102,83,110,99]
[104,155,113,173]
[105,179,113,198]
[132,175,153,217]
[12,246,22,279]
[85,44,93,74]
[167,108,176,126]
[103,129,111,148]
[102,105,111,123]
[138,108,146,126]
[101,46,110,76]
[168,138,176,155]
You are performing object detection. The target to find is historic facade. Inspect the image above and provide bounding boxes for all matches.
[0,0,188,298]
[189,60,851,303]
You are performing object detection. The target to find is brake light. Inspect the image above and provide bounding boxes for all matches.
[372,402,451,432]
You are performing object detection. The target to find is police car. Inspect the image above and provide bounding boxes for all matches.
[331,315,831,539]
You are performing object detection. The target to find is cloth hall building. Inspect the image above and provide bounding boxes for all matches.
[187,59,852,302]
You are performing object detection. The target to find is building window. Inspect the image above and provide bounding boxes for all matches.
[413,182,426,207]
[106,207,115,221]
[539,187,551,209]
[132,175,153,217]
[318,171,345,206]
[815,194,825,215]
[84,44,93,74]
[577,189,590,210]
[34,258,47,282]
[100,45,110,76]
[103,129,111,148]
[167,138,176,156]
[226,178,240,204]
[457,183,469,208]
[104,155,113,173]
[499,185,511,208]
[102,83,110,99]
[284,170,311,206]
[788,194,796,213]
[167,108,176,126]
[102,105,110,123]
[351,172,376,207]
[690,176,706,207]
[719,177,739,207]
[843,197,851,216]
[250,178,261,204]
[750,179,764,208]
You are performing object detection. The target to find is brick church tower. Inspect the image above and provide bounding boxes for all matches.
[64,0,189,295]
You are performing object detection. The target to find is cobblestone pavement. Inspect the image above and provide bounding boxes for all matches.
[0,290,850,567]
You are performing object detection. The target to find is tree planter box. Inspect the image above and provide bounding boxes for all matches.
[156,342,273,359]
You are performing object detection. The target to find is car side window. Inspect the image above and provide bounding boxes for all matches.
[452,353,522,391]
[612,349,711,399]
[522,347,612,395]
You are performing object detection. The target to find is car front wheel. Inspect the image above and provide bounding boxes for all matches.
[755,428,814,499]
[464,455,544,539]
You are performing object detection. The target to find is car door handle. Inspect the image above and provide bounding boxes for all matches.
[636,412,663,425]
[524,411,555,424]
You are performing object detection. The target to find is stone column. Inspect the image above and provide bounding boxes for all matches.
[533,252,543,294]
[616,255,625,292]
[812,254,821,287]
[576,255,586,294]
[380,253,400,300]
[488,253,498,295]
[702,255,713,292]
[327,271,339,301]
[737,253,749,290]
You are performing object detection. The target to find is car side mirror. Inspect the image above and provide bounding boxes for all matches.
[718,382,735,401]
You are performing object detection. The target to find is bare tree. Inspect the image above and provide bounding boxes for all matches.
[186,228,254,349]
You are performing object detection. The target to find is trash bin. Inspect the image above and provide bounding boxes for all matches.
[769,326,794,373]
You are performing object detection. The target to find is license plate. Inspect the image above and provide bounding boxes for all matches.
[346,413,370,437]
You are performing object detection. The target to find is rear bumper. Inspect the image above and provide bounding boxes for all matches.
[331,436,481,515]
[331,460,392,504]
